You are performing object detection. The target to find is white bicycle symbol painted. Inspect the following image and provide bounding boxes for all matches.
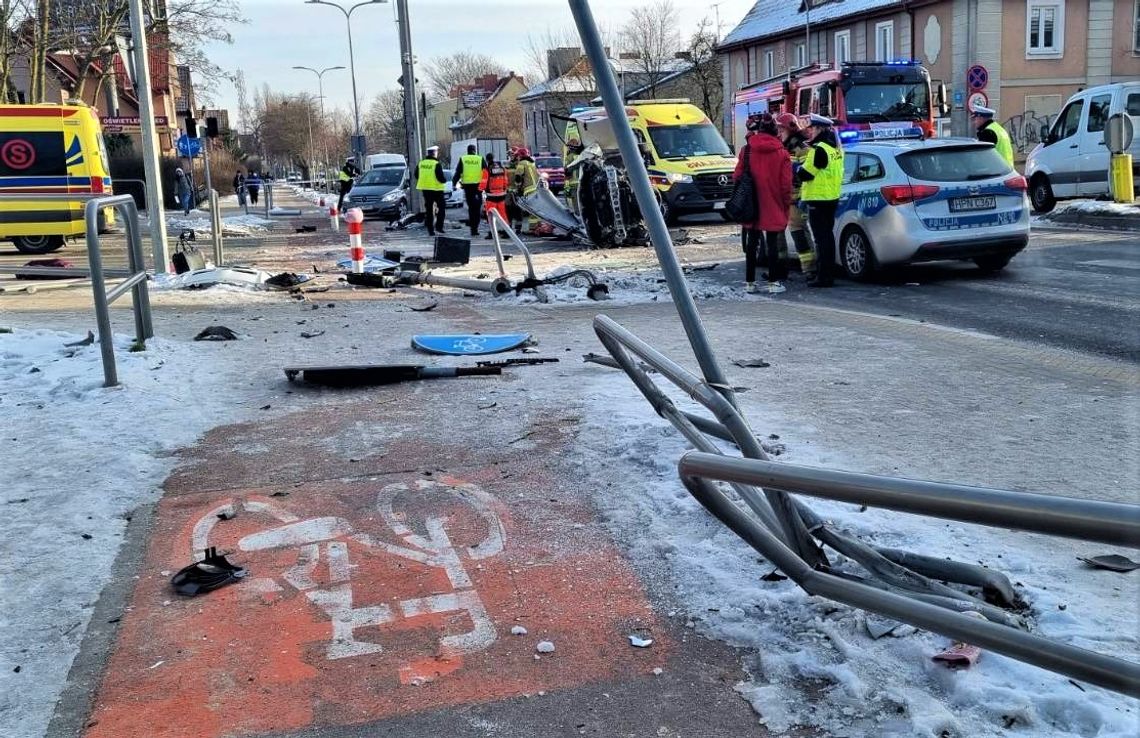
[190,478,507,679]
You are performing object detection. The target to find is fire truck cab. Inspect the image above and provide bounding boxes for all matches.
[731,61,948,150]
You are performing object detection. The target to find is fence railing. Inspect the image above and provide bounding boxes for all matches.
[0,193,154,387]
[569,0,1140,699]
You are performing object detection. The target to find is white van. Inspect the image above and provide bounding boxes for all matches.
[1025,82,1140,212]
[365,153,406,170]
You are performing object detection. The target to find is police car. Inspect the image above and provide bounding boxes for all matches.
[830,127,1029,280]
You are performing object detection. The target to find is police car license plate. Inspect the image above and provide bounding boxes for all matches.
[713,201,726,210]
[949,195,996,212]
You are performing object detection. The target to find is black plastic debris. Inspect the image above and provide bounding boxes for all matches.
[1079,554,1139,573]
[171,547,247,596]
[733,358,771,368]
[194,326,238,341]
[64,331,95,347]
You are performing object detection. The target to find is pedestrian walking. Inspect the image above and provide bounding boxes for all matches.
[481,153,510,239]
[734,113,793,294]
[971,105,1015,168]
[416,145,447,236]
[776,113,816,278]
[232,169,247,207]
[246,171,261,205]
[797,114,844,288]
[174,167,192,215]
[337,156,361,213]
[452,144,486,236]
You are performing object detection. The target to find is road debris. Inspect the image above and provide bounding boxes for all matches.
[536,640,556,653]
[194,326,239,341]
[1079,554,1139,573]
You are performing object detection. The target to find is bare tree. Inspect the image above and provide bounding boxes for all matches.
[253,87,321,177]
[474,94,524,146]
[0,0,33,102]
[620,0,681,98]
[686,17,723,124]
[363,89,405,155]
[422,50,505,102]
[151,0,244,95]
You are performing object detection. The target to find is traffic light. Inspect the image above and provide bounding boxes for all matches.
[185,115,198,138]
[205,117,219,138]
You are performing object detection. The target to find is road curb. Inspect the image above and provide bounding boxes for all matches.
[1038,211,1140,232]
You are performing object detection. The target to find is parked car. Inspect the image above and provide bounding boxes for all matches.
[1025,82,1140,213]
[443,168,464,208]
[343,166,408,220]
[534,153,565,194]
[831,133,1029,280]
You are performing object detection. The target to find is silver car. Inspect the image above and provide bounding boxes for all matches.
[831,136,1030,280]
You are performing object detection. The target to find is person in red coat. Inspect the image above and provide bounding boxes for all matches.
[734,113,793,294]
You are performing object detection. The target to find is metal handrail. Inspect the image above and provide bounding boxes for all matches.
[0,193,154,386]
[568,0,1140,699]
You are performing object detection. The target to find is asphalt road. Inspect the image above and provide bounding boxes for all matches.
[696,223,1140,363]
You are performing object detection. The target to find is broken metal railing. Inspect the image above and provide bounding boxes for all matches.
[0,193,155,387]
[568,0,1140,699]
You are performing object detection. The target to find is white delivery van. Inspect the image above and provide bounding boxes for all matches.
[1025,82,1140,212]
[365,153,406,170]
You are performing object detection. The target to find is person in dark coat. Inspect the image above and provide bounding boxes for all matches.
[246,172,261,204]
[733,113,793,294]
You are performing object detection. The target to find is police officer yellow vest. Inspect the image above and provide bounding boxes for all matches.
[460,154,484,185]
[801,142,844,201]
[417,158,445,191]
[984,121,1015,167]
[338,168,352,182]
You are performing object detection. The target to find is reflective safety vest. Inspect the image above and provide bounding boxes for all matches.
[485,165,509,199]
[515,159,539,195]
[800,142,844,201]
[416,158,445,191]
[460,154,484,185]
[983,121,1015,167]
[338,168,352,182]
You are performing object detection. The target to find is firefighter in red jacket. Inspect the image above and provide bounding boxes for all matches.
[481,153,510,239]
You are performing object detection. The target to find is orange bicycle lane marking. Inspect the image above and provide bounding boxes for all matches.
[84,465,666,738]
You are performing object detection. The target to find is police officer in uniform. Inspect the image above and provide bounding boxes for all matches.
[337,156,361,213]
[452,144,487,236]
[416,145,447,236]
[971,105,1015,168]
[796,114,844,288]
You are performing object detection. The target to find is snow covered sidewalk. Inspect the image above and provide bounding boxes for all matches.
[2,291,1137,738]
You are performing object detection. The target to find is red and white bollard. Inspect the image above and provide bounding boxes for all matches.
[346,208,365,274]
[329,204,340,232]
[318,195,326,207]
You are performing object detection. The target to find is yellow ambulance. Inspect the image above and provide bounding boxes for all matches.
[562,99,738,223]
[0,102,114,254]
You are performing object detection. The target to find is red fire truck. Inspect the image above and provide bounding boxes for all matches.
[730,61,949,150]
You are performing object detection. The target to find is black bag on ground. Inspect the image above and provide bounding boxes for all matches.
[723,145,758,224]
[172,242,206,274]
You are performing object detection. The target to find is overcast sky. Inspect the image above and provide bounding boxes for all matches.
[200,0,756,126]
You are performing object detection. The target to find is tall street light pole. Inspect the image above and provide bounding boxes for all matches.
[305,0,385,166]
[293,65,344,188]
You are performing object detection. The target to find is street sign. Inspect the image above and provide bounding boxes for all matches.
[953,90,964,109]
[100,116,170,129]
[967,91,989,114]
[176,134,202,158]
[966,65,988,91]
[1105,113,1134,154]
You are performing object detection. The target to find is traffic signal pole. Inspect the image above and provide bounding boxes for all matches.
[396,0,423,215]
[127,0,170,273]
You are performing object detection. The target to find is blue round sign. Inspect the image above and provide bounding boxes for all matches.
[967,65,988,91]
[176,134,202,158]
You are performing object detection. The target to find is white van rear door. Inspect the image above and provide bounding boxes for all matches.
[1078,91,1114,196]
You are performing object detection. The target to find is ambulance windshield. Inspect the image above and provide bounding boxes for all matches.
[647,123,731,160]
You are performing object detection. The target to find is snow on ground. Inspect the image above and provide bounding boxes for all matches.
[163,209,273,237]
[1049,200,1140,217]
[0,326,273,738]
[571,365,1139,738]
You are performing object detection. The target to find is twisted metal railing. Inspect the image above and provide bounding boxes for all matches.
[568,0,1140,698]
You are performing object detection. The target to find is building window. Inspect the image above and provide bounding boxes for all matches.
[1026,0,1065,57]
[834,30,851,64]
[764,50,774,78]
[875,21,894,61]
[795,43,807,68]
[1134,0,1139,52]
[747,47,758,82]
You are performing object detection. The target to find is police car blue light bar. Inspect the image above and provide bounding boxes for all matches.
[839,126,925,143]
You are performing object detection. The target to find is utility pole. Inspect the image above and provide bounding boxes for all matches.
[127,0,169,273]
[395,0,423,214]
